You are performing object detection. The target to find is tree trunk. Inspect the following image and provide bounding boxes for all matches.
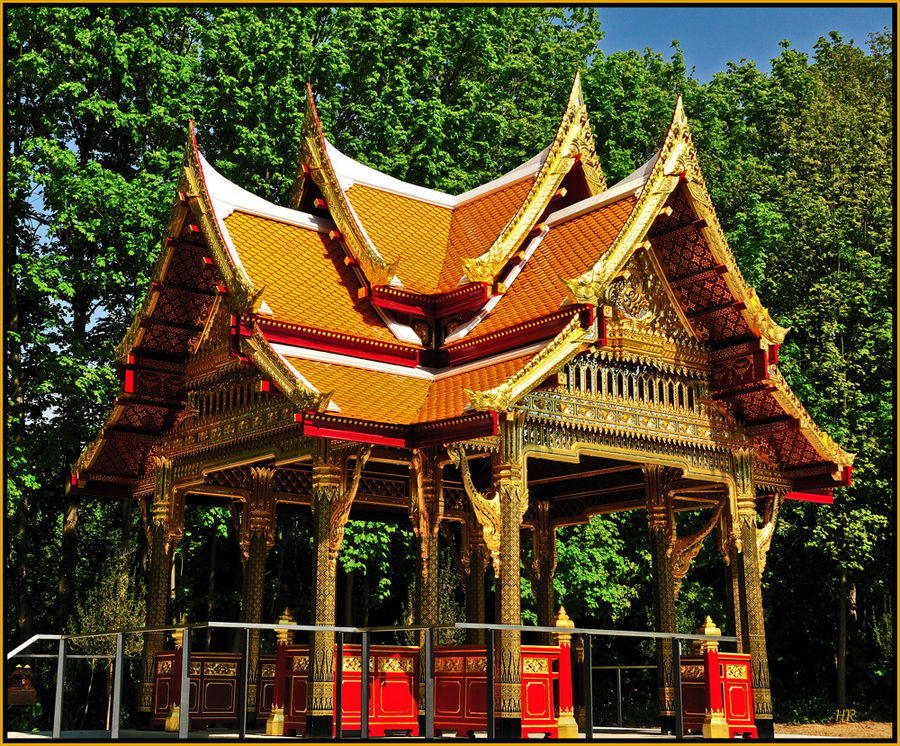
[14,495,33,642]
[57,496,80,631]
[206,532,218,650]
[361,566,370,628]
[119,500,132,556]
[837,568,848,708]
[343,568,354,627]
[7,236,33,641]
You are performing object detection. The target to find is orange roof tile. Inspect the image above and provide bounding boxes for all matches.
[439,177,537,291]
[343,177,536,294]
[285,352,534,424]
[474,195,637,337]
[287,358,432,422]
[224,210,408,346]
[345,185,452,293]
[417,354,533,421]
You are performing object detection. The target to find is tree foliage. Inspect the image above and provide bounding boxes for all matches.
[4,6,892,724]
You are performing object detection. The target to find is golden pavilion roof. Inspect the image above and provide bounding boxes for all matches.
[70,74,853,497]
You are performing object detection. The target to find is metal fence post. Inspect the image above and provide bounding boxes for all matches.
[424,628,434,739]
[110,633,124,739]
[335,631,343,738]
[52,637,67,739]
[238,627,249,739]
[179,627,191,739]
[486,628,495,740]
[673,638,683,741]
[616,666,623,728]
[360,631,370,740]
[583,634,594,740]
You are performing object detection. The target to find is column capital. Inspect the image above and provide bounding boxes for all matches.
[732,448,757,518]
[643,464,679,535]
[148,458,185,555]
[312,442,372,571]
[238,465,278,562]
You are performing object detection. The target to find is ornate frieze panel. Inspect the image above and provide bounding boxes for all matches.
[752,461,791,491]
[521,416,735,484]
[205,465,251,491]
[274,467,313,496]
[129,369,185,403]
[519,358,745,455]
[165,400,296,459]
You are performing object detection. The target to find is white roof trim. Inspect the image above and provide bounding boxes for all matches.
[269,340,547,383]
[326,139,456,208]
[199,151,332,233]
[328,138,546,209]
[374,306,423,345]
[271,346,341,412]
[195,152,254,289]
[454,146,548,205]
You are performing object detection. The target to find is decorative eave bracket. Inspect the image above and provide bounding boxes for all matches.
[465,306,596,412]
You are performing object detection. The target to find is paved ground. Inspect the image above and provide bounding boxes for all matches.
[9,723,888,740]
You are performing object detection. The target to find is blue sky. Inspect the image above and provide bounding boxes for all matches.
[595,5,894,82]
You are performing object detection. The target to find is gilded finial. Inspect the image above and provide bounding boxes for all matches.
[554,606,575,629]
[696,615,721,651]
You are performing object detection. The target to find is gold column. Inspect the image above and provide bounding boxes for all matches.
[409,449,442,720]
[730,450,774,738]
[493,418,528,738]
[448,431,526,733]
[238,466,277,714]
[644,464,676,734]
[306,442,371,738]
[139,457,184,713]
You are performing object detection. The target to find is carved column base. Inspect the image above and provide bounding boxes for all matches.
[702,708,729,738]
[164,705,180,732]
[266,707,284,736]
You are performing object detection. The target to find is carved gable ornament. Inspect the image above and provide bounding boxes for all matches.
[601,247,707,372]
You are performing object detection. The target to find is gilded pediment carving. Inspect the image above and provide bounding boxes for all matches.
[602,247,707,371]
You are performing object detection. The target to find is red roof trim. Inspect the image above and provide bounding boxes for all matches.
[785,491,834,505]
[368,282,491,319]
[444,306,592,366]
[252,315,421,368]
[296,411,498,448]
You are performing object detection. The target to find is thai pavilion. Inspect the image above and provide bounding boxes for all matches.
[69,74,852,739]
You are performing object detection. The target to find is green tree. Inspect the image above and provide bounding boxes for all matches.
[5,6,892,725]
